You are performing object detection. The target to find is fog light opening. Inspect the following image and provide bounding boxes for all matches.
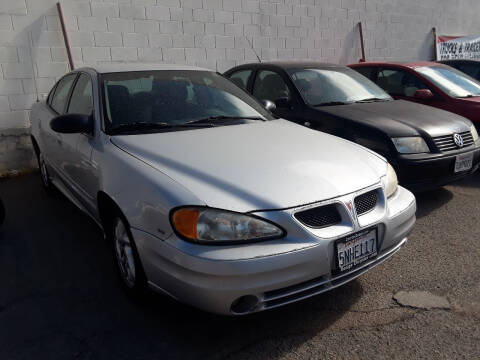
[231,295,259,314]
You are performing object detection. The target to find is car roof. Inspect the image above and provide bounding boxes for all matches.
[76,63,210,74]
[350,61,446,69]
[228,61,345,71]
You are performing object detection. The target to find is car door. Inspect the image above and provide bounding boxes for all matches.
[375,67,444,107]
[251,68,305,123]
[227,69,254,91]
[353,66,377,81]
[42,73,78,175]
[63,72,98,213]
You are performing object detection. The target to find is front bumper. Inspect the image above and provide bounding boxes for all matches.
[392,147,480,191]
[133,186,416,315]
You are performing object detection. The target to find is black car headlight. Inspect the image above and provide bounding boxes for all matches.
[471,125,479,142]
[392,137,429,154]
[171,207,284,244]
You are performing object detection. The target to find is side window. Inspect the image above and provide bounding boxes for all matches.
[354,66,375,80]
[228,70,252,90]
[67,74,93,115]
[252,70,290,102]
[377,68,428,97]
[50,74,76,114]
[47,84,57,106]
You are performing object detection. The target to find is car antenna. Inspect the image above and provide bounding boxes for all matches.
[244,36,261,63]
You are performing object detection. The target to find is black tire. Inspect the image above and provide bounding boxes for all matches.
[0,198,5,226]
[110,213,148,298]
[36,151,55,195]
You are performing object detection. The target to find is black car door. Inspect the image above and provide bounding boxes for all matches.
[227,68,254,91]
[250,68,305,123]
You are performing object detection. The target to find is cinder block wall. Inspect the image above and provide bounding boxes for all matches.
[1,0,480,173]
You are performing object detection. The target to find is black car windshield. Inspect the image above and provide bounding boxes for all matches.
[415,66,480,98]
[101,70,274,133]
[287,67,392,106]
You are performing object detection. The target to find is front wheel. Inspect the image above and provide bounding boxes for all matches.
[112,216,147,297]
[0,198,5,226]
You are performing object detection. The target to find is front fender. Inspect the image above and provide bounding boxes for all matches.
[98,139,205,240]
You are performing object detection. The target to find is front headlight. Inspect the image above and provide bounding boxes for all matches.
[471,125,479,142]
[385,163,398,198]
[171,207,284,244]
[391,137,429,154]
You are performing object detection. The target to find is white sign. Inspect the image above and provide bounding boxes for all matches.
[436,35,480,60]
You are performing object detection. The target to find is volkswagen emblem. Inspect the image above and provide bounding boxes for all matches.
[453,133,464,148]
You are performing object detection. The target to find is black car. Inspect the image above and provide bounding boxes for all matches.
[224,61,480,190]
[438,60,480,81]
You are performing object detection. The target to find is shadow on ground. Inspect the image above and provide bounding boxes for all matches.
[413,187,453,219]
[0,174,363,360]
[412,171,480,219]
[446,170,480,189]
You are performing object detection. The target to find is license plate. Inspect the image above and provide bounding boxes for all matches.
[454,152,473,173]
[336,228,377,272]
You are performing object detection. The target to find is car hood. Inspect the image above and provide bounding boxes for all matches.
[316,100,472,137]
[111,120,386,212]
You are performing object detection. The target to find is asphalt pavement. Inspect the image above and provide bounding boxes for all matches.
[1,173,479,359]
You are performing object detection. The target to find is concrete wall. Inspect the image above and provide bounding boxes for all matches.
[1,0,480,173]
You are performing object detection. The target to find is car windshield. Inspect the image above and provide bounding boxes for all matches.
[287,67,392,106]
[101,70,274,133]
[415,66,480,98]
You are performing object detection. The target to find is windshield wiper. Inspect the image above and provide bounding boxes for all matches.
[457,94,476,98]
[312,101,350,106]
[355,97,391,103]
[109,121,214,134]
[188,115,266,124]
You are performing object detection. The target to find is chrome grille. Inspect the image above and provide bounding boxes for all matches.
[433,131,474,152]
[354,189,378,216]
[294,204,341,228]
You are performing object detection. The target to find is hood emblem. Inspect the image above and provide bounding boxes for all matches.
[453,133,464,148]
[346,200,354,214]
[345,200,358,228]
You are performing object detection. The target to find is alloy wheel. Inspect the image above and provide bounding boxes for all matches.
[113,218,136,288]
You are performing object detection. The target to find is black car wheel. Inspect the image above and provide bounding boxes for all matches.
[0,198,4,226]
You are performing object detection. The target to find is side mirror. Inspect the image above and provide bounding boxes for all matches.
[414,89,434,100]
[50,113,93,134]
[261,99,276,112]
[274,97,292,109]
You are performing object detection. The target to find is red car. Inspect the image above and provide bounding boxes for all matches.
[349,61,480,129]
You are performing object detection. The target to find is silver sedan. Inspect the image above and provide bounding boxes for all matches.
[30,64,416,315]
